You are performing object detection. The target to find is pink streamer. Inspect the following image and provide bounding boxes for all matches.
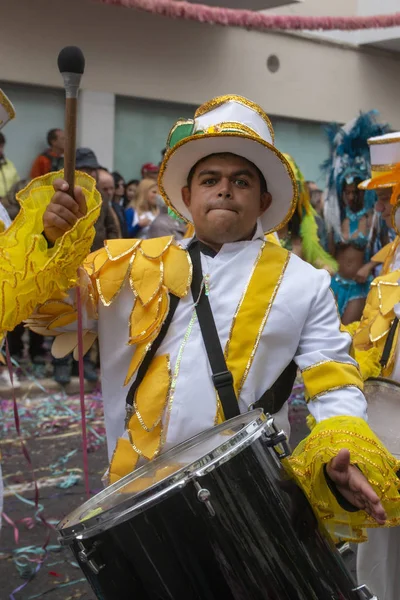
[76,282,90,500]
[2,511,20,545]
[5,342,53,538]
[95,0,400,32]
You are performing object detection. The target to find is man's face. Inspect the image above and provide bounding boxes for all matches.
[181,154,271,247]
[53,130,65,153]
[376,187,394,229]
[98,171,115,202]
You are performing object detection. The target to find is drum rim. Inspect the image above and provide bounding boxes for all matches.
[58,409,268,543]
[364,377,400,389]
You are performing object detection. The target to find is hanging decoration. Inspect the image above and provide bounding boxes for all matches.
[96,0,400,33]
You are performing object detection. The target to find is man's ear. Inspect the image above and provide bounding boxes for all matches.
[182,186,191,210]
[259,192,272,215]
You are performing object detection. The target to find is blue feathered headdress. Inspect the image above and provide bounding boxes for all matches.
[322,111,389,236]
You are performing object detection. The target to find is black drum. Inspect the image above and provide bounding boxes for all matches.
[58,410,370,600]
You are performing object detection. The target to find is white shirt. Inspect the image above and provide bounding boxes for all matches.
[94,222,366,458]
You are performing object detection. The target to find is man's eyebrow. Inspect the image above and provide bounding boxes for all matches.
[197,169,220,177]
[196,169,256,178]
[231,169,256,179]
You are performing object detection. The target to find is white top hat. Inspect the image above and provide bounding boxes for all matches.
[0,89,16,131]
[159,95,297,233]
[359,132,400,190]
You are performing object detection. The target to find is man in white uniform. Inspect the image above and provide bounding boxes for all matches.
[354,132,400,600]
[1,95,400,544]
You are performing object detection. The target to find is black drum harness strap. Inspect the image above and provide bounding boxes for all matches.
[126,240,297,423]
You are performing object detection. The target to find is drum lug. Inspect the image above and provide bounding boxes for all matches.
[193,480,216,517]
[353,585,378,600]
[262,416,291,460]
[77,540,105,575]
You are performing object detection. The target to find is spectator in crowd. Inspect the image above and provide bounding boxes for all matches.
[112,172,125,204]
[2,178,28,221]
[0,133,19,199]
[147,194,186,240]
[52,148,119,385]
[123,179,139,208]
[307,181,328,251]
[4,178,47,375]
[100,169,126,238]
[125,178,159,238]
[30,128,65,179]
[74,149,120,252]
[141,162,159,181]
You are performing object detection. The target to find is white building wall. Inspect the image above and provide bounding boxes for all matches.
[78,91,115,171]
[1,0,400,126]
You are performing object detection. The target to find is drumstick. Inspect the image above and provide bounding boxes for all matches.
[57,46,85,197]
[58,46,90,498]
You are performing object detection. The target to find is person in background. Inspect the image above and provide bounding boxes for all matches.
[351,132,400,600]
[147,194,186,240]
[308,183,328,251]
[74,150,120,252]
[125,178,159,239]
[278,155,337,274]
[112,171,125,205]
[30,128,65,179]
[3,178,47,375]
[141,162,159,181]
[323,112,388,325]
[101,169,126,238]
[159,148,166,165]
[123,179,139,209]
[0,132,19,199]
[3,179,28,221]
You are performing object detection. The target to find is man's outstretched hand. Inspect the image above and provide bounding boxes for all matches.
[43,179,87,244]
[326,449,387,525]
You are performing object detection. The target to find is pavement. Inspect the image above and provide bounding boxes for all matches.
[0,376,97,400]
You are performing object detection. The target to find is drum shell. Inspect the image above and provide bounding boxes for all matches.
[364,378,400,459]
[66,434,359,600]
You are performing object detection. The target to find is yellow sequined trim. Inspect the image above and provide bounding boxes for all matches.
[25,269,98,360]
[130,252,163,306]
[108,438,140,485]
[104,239,140,262]
[194,94,275,144]
[0,89,16,121]
[134,354,171,433]
[286,416,400,542]
[166,119,195,149]
[225,242,290,397]
[302,360,363,402]
[205,122,260,139]
[371,163,399,172]
[369,136,400,145]
[353,267,400,365]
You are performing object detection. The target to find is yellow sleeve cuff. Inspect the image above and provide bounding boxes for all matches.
[286,416,400,542]
[0,170,101,342]
[302,360,363,402]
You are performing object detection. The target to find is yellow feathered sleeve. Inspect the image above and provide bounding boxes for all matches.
[0,171,102,343]
[286,416,400,542]
[299,319,399,542]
